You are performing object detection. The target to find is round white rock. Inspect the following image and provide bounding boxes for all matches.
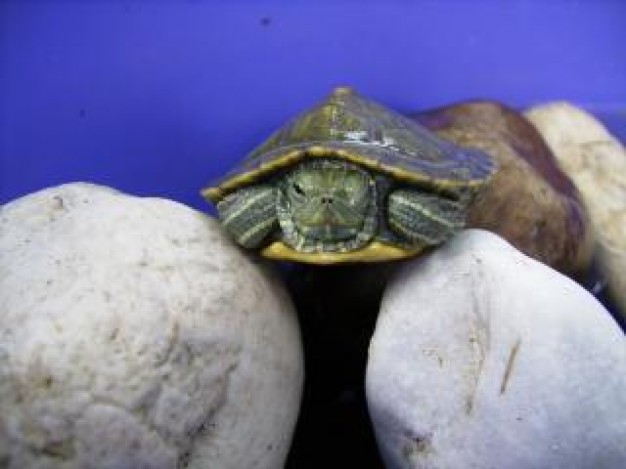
[0,183,303,469]
[367,230,626,469]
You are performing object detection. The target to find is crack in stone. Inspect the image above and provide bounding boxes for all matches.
[500,339,522,395]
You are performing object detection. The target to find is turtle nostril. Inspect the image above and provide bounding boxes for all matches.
[321,196,333,205]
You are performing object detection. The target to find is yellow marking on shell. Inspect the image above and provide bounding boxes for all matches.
[202,149,303,202]
[261,240,424,264]
[202,147,487,203]
[332,86,354,97]
[307,146,329,156]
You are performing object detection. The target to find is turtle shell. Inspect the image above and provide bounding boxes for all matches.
[202,87,495,203]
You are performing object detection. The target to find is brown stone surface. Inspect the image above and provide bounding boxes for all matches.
[412,101,593,277]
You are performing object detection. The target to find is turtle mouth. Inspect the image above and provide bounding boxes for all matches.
[277,205,377,252]
[294,202,365,241]
[299,224,361,242]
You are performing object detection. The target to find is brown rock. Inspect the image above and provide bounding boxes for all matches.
[412,101,593,277]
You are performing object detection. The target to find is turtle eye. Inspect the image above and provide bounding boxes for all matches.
[292,182,306,196]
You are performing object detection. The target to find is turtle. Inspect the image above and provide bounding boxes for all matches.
[202,87,495,264]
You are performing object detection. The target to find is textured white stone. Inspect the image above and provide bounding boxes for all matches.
[367,230,626,469]
[525,102,626,320]
[0,183,303,469]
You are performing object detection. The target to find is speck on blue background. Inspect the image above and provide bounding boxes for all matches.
[1,0,625,209]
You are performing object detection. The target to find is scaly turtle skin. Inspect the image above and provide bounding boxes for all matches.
[202,87,495,264]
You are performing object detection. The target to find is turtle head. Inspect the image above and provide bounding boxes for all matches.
[279,160,376,245]
[276,159,378,251]
[215,159,377,252]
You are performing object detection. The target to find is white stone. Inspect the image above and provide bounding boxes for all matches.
[525,102,626,320]
[0,183,303,469]
[367,230,626,469]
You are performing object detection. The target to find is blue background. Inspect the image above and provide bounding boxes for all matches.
[1,0,625,210]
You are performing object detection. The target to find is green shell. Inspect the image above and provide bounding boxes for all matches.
[203,87,495,203]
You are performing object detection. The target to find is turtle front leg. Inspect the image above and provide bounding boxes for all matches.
[216,185,278,248]
[387,189,468,245]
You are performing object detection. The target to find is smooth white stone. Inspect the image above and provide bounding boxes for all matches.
[525,102,626,320]
[367,230,626,469]
[0,183,303,469]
